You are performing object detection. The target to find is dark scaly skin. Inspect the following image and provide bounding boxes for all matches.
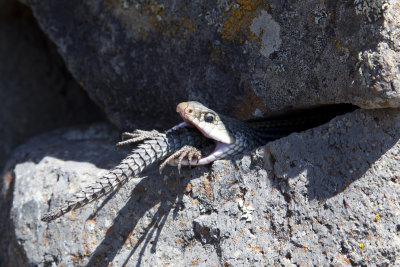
[41,127,211,222]
[42,102,356,222]
[175,102,357,165]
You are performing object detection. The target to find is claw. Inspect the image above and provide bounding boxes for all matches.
[159,145,202,174]
[116,129,160,147]
[186,147,201,169]
[120,132,136,140]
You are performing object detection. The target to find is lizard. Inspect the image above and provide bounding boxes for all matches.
[41,127,212,222]
[166,101,356,166]
[41,101,356,222]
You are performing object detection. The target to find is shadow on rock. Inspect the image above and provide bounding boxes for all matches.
[267,108,400,201]
[85,167,191,267]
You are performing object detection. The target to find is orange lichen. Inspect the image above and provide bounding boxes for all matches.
[71,254,83,264]
[221,0,270,43]
[191,257,199,265]
[202,176,213,200]
[185,183,193,192]
[175,238,185,244]
[1,171,13,196]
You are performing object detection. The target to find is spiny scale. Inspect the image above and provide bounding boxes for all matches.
[41,128,210,222]
[42,103,356,222]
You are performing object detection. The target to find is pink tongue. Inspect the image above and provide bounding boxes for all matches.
[197,142,229,164]
[171,114,227,165]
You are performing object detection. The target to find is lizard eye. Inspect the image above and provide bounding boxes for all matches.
[204,112,215,123]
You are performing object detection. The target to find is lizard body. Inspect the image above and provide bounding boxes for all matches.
[174,101,355,165]
[41,127,211,222]
[42,101,355,222]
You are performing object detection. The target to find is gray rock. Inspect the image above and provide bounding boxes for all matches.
[0,0,104,171]
[20,0,400,129]
[3,108,400,266]
[1,124,125,266]
[265,108,400,266]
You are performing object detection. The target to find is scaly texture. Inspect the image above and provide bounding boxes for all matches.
[42,102,355,222]
[176,102,357,165]
[41,127,211,222]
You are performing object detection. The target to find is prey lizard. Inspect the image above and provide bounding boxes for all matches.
[41,101,355,222]
[41,127,211,222]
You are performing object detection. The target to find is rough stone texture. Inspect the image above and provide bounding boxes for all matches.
[0,0,105,171]
[2,109,400,266]
[0,124,124,266]
[19,0,400,129]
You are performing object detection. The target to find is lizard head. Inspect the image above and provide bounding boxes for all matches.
[173,101,244,165]
[176,101,235,144]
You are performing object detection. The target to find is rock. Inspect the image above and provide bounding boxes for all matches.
[2,108,400,266]
[2,0,400,265]
[265,108,400,266]
[1,124,125,266]
[19,0,400,129]
[0,0,104,171]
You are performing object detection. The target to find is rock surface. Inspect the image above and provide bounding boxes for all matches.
[20,0,400,129]
[2,0,400,266]
[2,108,400,266]
[0,0,104,171]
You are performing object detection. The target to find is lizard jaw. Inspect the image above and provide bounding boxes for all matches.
[171,104,232,165]
[176,102,235,144]
[170,130,228,166]
[169,120,224,165]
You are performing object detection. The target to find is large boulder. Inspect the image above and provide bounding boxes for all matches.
[20,0,400,129]
[2,0,400,266]
[2,108,400,266]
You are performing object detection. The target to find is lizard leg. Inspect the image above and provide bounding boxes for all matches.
[159,145,202,173]
[116,129,160,147]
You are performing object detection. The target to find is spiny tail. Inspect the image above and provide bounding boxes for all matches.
[41,136,170,222]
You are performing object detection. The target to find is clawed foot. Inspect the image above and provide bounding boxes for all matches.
[159,145,202,174]
[116,129,160,147]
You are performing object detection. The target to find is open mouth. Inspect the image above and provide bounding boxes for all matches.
[174,122,230,166]
[173,104,232,165]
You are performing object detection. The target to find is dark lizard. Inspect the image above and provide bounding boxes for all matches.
[41,101,356,222]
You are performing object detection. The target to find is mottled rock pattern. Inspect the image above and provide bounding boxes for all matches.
[3,109,400,266]
[20,0,400,129]
[0,0,104,171]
